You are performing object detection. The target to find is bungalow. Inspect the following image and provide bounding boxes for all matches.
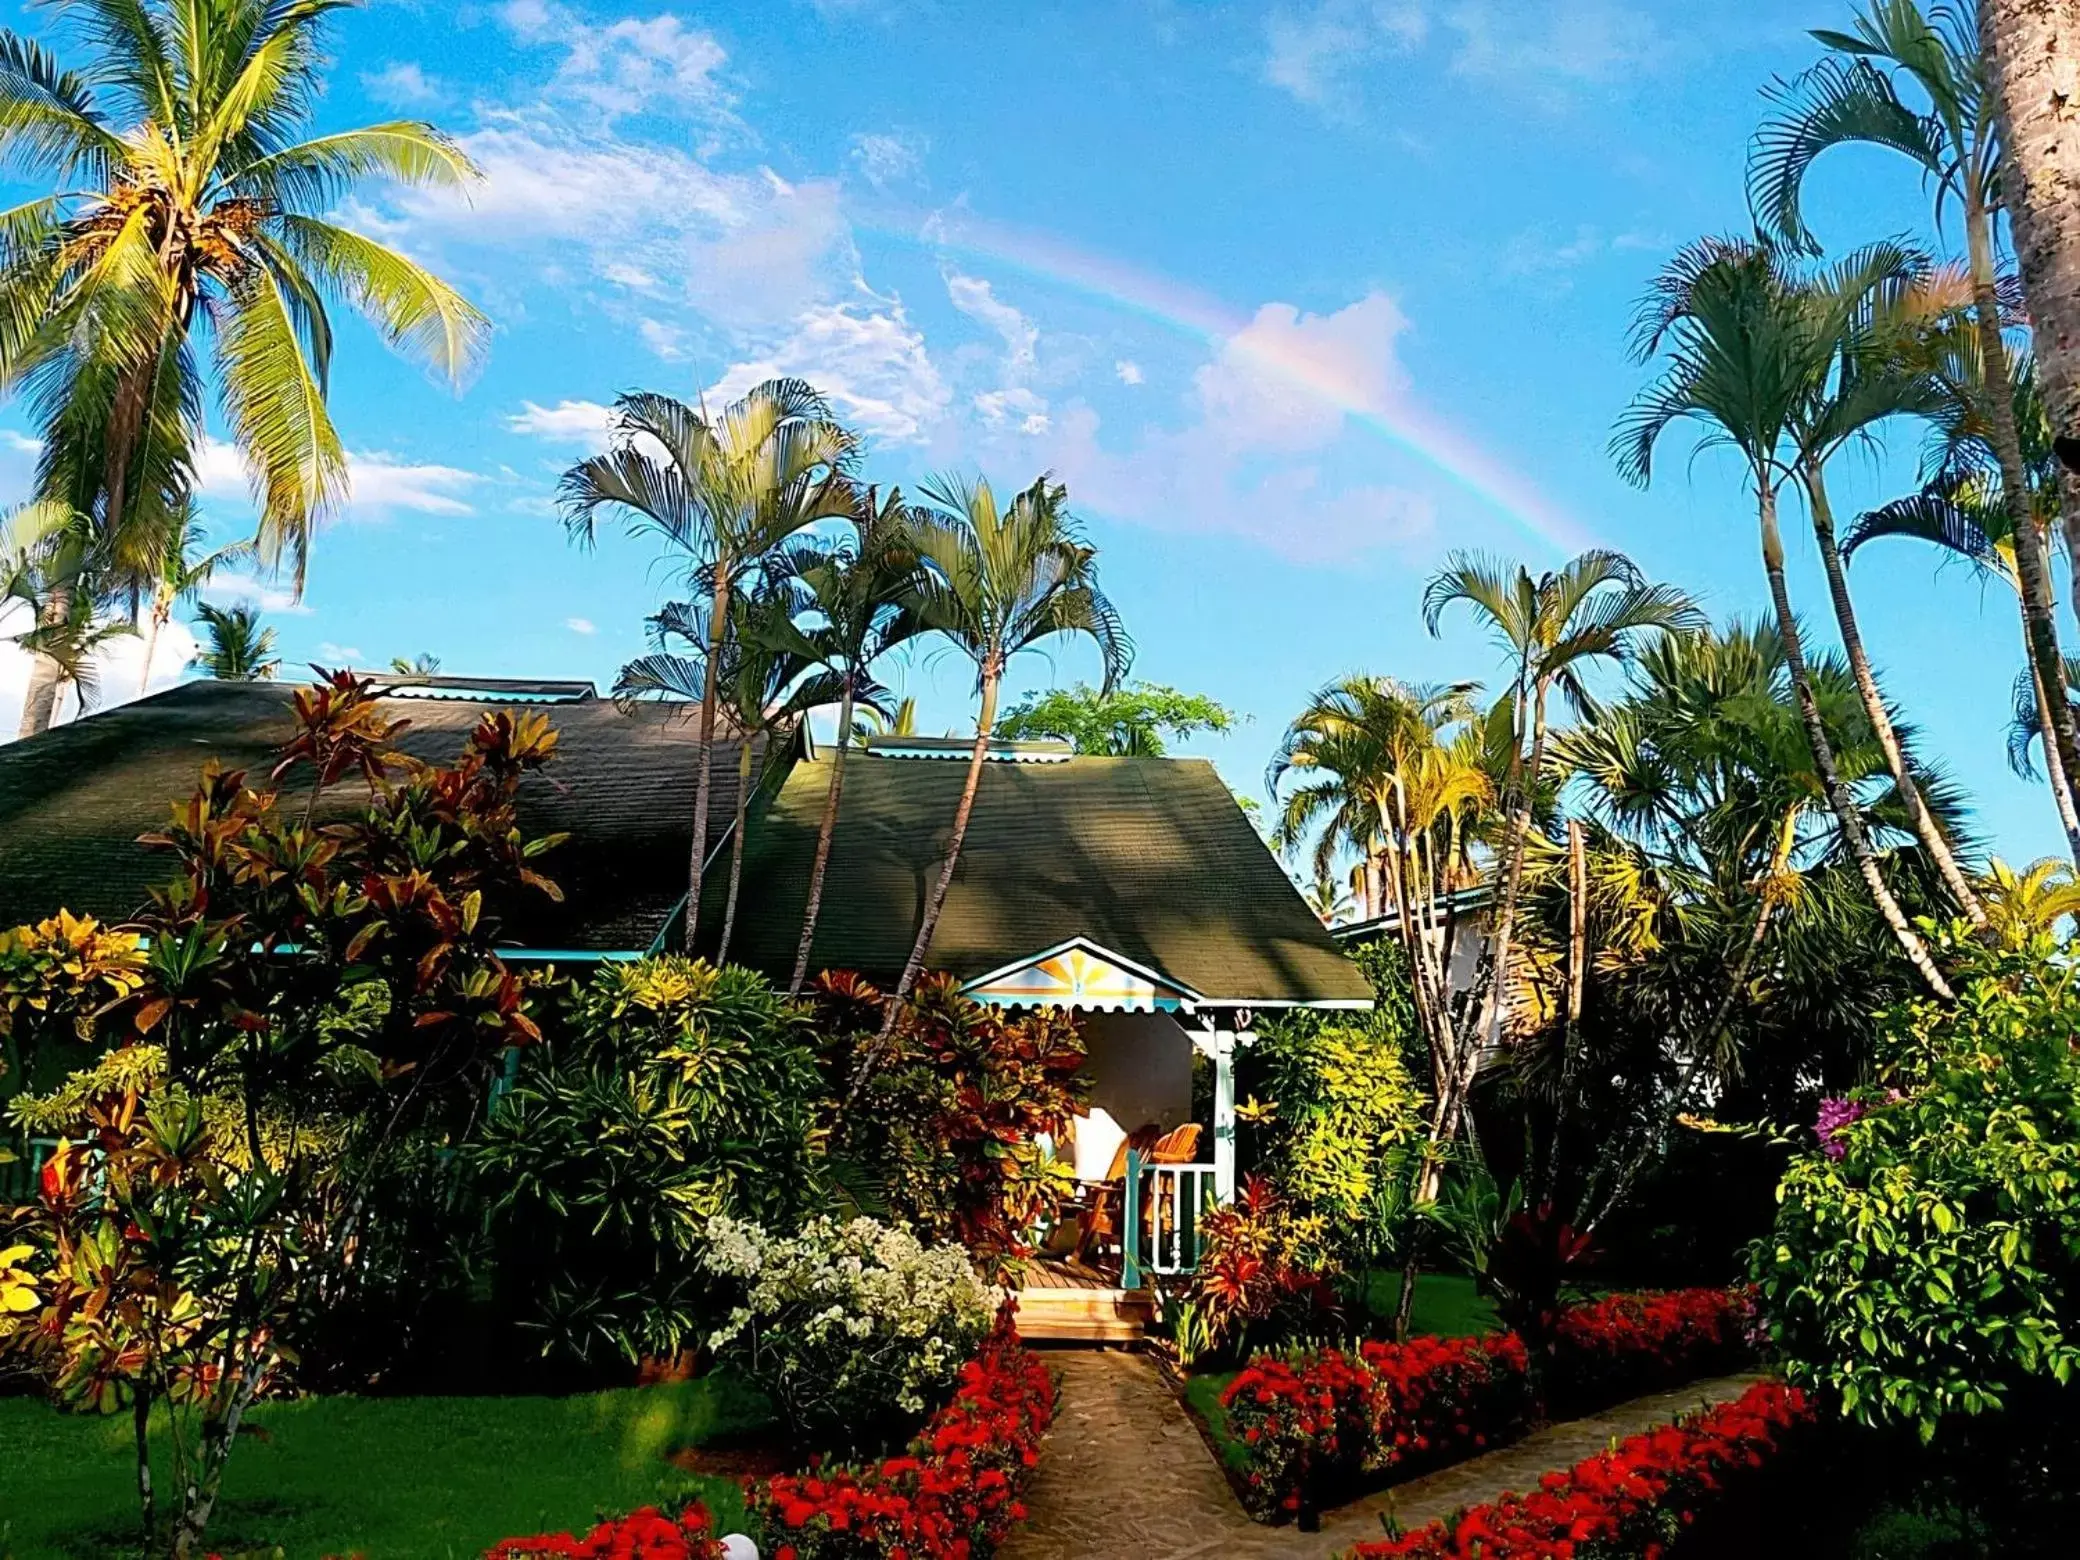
[0,675,1372,1339]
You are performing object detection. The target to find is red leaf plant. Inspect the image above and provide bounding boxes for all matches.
[1346,1379,1813,1560]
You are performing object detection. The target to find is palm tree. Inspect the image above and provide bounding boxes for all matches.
[851,695,920,746]
[882,472,1130,1021]
[1421,549,1703,1129]
[193,601,276,681]
[1751,0,2080,823]
[760,486,923,992]
[1617,236,1954,998]
[1300,871,1354,925]
[388,653,441,677]
[0,1,489,740]
[1979,0,2080,510]
[559,380,857,950]
[1977,855,2080,946]
[616,590,844,965]
[138,504,248,694]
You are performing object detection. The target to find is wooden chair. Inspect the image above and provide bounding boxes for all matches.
[1071,1123,1162,1268]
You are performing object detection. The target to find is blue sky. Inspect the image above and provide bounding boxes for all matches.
[0,0,2064,866]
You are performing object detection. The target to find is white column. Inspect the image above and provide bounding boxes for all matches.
[1211,1018,1237,1203]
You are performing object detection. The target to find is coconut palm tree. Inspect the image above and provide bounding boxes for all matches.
[0,2,489,736]
[388,652,441,677]
[138,504,248,694]
[193,601,276,681]
[1751,0,2080,819]
[616,590,847,965]
[759,486,923,992]
[1421,549,1703,1118]
[1977,855,2080,945]
[881,472,1130,1022]
[1617,235,1954,998]
[560,380,857,950]
[1978,0,2080,504]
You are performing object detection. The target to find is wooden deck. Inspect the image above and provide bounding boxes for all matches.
[1013,1255,1154,1344]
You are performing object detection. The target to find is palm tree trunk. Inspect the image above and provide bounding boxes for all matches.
[16,587,72,738]
[1759,484,1952,1000]
[888,665,1001,1013]
[1966,202,2080,829]
[2029,643,2080,864]
[717,739,754,966]
[1802,468,1987,924]
[138,594,170,695]
[791,680,857,994]
[685,565,731,951]
[1982,0,2080,554]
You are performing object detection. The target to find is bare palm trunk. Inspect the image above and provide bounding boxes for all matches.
[2029,644,2080,863]
[1966,205,2080,831]
[717,739,754,966]
[1983,0,2080,544]
[138,595,170,695]
[791,681,857,994]
[886,666,1001,1019]
[1759,485,1952,999]
[16,586,72,738]
[1565,817,1587,1038]
[1802,468,1987,924]
[685,566,731,952]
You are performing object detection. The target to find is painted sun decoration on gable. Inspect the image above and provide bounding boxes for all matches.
[961,938,1201,1013]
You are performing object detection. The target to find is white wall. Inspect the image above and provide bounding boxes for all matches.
[1066,1010,1194,1182]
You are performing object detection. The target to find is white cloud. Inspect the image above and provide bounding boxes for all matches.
[1445,0,1667,88]
[1115,359,1144,386]
[1194,292,1412,453]
[363,61,441,106]
[1264,1,1426,108]
[0,429,43,454]
[1501,223,1673,280]
[193,437,481,518]
[316,642,366,665]
[945,272,1038,375]
[501,3,733,121]
[710,301,950,445]
[202,572,312,616]
[565,616,597,635]
[639,317,690,359]
[507,398,616,447]
[0,602,200,740]
[850,131,925,188]
[974,387,1051,436]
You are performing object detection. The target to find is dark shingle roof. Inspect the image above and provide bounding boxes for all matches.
[699,750,1371,1006]
[0,681,765,953]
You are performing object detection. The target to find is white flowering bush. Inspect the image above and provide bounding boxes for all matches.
[702,1214,995,1442]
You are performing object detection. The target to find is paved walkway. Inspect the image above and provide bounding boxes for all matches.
[999,1351,1765,1560]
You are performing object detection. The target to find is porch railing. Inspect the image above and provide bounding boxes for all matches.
[1121,1151,1220,1289]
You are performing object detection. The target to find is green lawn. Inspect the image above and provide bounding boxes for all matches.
[1185,1271,1498,1472]
[0,1377,770,1560]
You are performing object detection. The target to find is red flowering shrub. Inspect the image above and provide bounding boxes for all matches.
[750,1311,1053,1559]
[483,1310,1055,1560]
[1346,1379,1814,1559]
[485,1505,726,1559]
[1545,1288,1749,1416]
[1220,1334,1532,1519]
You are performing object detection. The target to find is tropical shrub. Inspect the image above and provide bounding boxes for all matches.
[0,672,563,1555]
[1222,1332,1531,1518]
[1248,1011,1425,1271]
[1545,1287,1750,1415]
[472,957,824,1368]
[487,1507,727,1560]
[1756,928,2080,1439]
[1347,1379,1813,1558]
[1185,1175,1339,1361]
[703,1215,995,1442]
[814,972,1086,1264]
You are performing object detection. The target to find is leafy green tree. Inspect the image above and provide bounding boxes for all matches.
[1617,236,1955,997]
[0,0,489,735]
[881,473,1130,1023]
[1752,0,2080,821]
[191,600,276,681]
[560,380,856,951]
[994,680,1235,755]
[1758,926,2080,1441]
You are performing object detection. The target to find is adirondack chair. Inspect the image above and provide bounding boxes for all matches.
[1071,1122,1202,1271]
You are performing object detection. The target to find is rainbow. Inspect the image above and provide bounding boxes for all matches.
[855,204,1597,556]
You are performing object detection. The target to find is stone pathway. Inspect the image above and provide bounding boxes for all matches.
[999,1351,1767,1560]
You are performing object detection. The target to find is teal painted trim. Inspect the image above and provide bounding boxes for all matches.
[496,948,644,962]
[1121,1148,1144,1291]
